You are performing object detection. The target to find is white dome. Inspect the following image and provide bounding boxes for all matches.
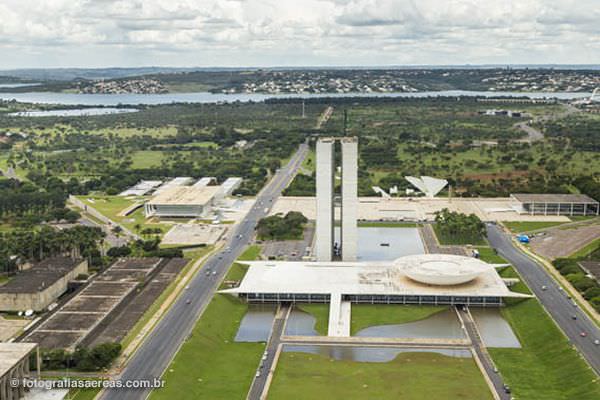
[396,254,487,286]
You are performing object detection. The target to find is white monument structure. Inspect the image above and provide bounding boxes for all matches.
[405,176,448,198]
[315,137,358,261]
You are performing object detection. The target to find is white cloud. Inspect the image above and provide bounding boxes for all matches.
[0,0,598,67]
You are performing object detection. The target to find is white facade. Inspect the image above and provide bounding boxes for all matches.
[315,138,335,261]
[341,138,358,261]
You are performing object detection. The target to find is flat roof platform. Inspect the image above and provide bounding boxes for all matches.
[0,257,84,294]
[0,342,37,378]
[511,193,598,204]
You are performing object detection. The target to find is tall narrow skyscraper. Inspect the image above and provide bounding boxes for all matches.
[315,138,335,261]
[341,137,358,261]
[315,137,358,261]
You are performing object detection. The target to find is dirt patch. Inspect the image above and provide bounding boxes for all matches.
[530,223,600,259]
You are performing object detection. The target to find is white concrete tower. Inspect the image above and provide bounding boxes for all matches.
[315,138,335,261]
[341,137,358,261]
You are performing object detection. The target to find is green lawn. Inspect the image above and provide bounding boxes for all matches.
[476,246,508,264]
[350,305,447,335]
[269,351,493,400]
[149,295,264,400]
[502,221,568,233]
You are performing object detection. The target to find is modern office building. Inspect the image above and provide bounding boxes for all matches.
[0,343,40,400]
[510,193,599,216]
[315,137,358,261]
[221,254,529,306]
[144,177,243,218]
[315,138,335,261]
[341,137,358,261]
[0,257,88,312]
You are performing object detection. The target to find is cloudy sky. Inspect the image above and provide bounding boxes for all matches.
[0,0,599,68]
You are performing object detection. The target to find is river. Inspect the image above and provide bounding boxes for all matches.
[0,90,592,106]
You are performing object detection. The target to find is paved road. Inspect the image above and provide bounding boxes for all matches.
[458,307,510,400]
[247,303,290,400]
[100,143,309,400]
[487,224,600,375]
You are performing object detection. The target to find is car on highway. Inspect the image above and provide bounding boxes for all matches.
[541,285,547,290]
[185,299,191,305]
[572,315,577,320]
[580,331,587,337]
[212,271,217,275]
[594,339,600,345]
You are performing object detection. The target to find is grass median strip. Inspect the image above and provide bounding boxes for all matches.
[269,351,493,400]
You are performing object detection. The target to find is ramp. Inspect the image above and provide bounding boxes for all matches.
[327,293,351,337]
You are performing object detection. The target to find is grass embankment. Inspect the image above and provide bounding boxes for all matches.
[488,267,600,399]
[433,224,486,246]
[151,245,263,400]
[222,245,261,284]
[502,221,568,233]
[570,238,600,258]
[476,246,508,264]
[269,351,494,400]
[350,305,447,335]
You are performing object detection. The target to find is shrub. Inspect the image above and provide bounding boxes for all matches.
[583,286,600,300]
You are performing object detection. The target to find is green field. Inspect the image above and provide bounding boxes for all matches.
[502,220,568,233]
[129,151,167,169]
[269,351,494,400]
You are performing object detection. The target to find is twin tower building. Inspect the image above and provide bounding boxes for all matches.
[315,137,358,262]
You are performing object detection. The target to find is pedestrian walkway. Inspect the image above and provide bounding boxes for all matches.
[327,294,350,337]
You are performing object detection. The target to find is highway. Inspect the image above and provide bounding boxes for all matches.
[486,224,600,375]
[100,142,309,400]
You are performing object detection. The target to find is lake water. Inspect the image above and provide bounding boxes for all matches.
[335,227,425,261]
[0,90,591,106]
[471,308,521,348]
[355,308,465,339]
[284,308,319,336]
[234,304,276,342]
[0,83,41,88]
[8,107,139,117]
[282,344,472,362]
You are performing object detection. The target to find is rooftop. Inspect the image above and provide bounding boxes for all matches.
[0,342,37,378]
[511,193,598,204]
[221,254,529,299]
[147,185,220,206]
[0,257,84,294]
